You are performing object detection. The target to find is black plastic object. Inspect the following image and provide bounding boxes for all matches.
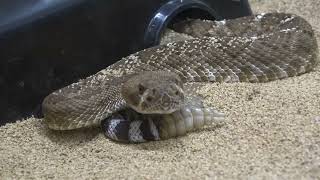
[0,0,252,125]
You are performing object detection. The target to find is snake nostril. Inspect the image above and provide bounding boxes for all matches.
[138,84,147,95]
[152,89,156,95]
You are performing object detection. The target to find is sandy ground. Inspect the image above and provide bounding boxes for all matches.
[1,0,320,179]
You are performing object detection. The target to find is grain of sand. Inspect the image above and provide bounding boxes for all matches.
[1,0,320,179]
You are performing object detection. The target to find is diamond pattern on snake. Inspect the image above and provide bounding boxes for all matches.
[42,13,319,143]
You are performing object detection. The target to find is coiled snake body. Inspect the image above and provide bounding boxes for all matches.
[42,13,319,143]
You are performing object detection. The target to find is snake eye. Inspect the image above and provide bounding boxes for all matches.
[138,84,146,95]
[146,96,153,102]
[175,91,179,95]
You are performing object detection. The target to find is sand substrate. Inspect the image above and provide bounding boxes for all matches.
[1,0,320,179]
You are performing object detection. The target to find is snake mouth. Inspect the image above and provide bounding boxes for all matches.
[134,108,180,115]
[133,103,184,115]
[131,98,184,115]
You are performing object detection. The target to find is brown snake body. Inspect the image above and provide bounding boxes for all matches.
[42,13,319,143]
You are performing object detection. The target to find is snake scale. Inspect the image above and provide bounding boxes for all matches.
[42,13,319,143]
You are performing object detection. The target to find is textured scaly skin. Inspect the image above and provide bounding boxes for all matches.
[42,13,319,132]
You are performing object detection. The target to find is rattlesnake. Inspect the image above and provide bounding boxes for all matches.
[42,13,319,143]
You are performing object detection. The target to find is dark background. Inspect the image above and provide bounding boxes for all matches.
[0,0,252,125]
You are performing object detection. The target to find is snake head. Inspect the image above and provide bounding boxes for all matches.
[121,71,184,114]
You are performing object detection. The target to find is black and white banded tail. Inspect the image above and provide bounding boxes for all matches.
[102,105,224,143]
